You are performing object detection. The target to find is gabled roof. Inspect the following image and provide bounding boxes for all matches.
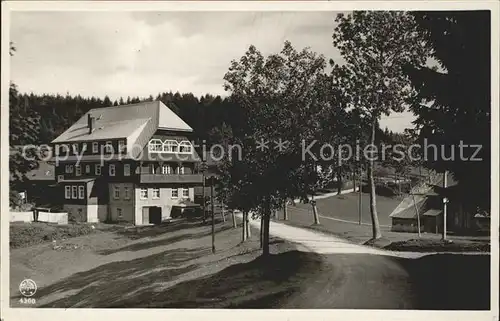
[25,162,55,181]
[51,101,192,144]
[390,197,427,219]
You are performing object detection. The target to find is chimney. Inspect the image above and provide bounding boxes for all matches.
[88,114,95,134]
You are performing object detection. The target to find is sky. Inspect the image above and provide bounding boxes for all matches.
[10,11,415,132]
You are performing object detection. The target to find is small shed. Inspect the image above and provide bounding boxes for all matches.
[390,198,426,233]
[422,209,443,234]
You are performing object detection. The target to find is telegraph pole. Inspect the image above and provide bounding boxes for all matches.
[358,166,362,225]
[202,176,206,223]
[210,176,216,253]
[442,170,448,240]
[201,161,206,223]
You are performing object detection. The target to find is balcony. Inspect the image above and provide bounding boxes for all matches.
[140,173,204,184]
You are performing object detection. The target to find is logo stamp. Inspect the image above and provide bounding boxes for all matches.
[19,279,37,297]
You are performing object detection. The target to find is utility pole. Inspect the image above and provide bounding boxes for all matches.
[358,166,362,225]
[202,161,206,223]
[211,176,216,253]
[442,170,448,241]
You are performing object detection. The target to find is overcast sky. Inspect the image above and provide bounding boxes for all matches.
[10,11,415,132]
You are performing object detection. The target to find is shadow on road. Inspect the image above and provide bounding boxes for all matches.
[33,247,210,307]
[99,223,231,255]
[104,250,323,308]
[28,246,489,309]
[395,253,491,310]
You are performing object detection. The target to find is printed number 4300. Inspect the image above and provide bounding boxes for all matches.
[19,297,36,304]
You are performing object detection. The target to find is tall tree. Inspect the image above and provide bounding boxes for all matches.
[405,11,491,213]
[332,11,430,239]
[224,41,333,254]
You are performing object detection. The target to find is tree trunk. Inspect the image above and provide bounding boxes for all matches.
[232,210,237,228]
[262,200,271,257]
[246,213,251,238]
[202,176,206,223]
[312,194,320,225]
[211,181,216,253]
[221,201,226,222]
[283,200,288,220]
[242,211,247,242]
[409,177,421,237]
[337,167,343,195]
[260,214,264,248]
[368,118,382,239]
[352,169,356,192]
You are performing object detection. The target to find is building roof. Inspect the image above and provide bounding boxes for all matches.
[423,209,442,217]
[25,162,55,181]
[9,147,55,181]
[58,178,96,183]
[51,101,192,144]
[50,101,196,161]
[390,198,427,219]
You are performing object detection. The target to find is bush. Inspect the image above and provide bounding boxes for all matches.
[10,222,97,249]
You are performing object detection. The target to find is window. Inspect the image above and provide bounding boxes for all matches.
[118,140,126,153]
[95,164,102,175]
[109,164,116,176]
[113,185,120,199]
[78,186,85,199]
[60,144,70,155]
[72,143,79,154]
[85,165,91,173]
[178,166,185,175]
[182,188,189,198]
[75,165,81,176]
[124,186,130,200]
[162,164,172,174]
[117,208,123,219]
[67,165,74,174]
[105,141,113,153]
[140,188,148,199]
[71,186,77,199]
[163,140,178,153]
[149,164,156,174]
[152,187,160,199]
[179,141,192,153]
[65,165,71,173]
[65,186,71,199]
[171,188,178,199]
[92,142,99,153]
[124,164,130,176]
[82,143,87,152]
[148,139,163,153]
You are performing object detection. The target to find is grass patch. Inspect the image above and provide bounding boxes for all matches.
[10,222,99,249]
[385,238,490,253]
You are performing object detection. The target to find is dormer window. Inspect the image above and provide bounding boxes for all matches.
[179,141,192,154]
[105,141,113,154]
[82,143,87,152]
[72,143,79,154]
[118,140,126,154]
[60,144,70,155]
[92,142,99,153]
[148,139,163,153]
[163,140,179,153]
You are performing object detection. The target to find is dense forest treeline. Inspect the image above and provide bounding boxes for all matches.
[9,87,243,145]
